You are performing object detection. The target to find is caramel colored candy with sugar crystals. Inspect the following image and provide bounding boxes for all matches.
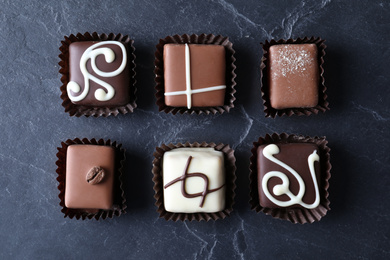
[269,44,319,109]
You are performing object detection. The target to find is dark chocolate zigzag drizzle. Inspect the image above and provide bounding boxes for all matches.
[164,156,225,207]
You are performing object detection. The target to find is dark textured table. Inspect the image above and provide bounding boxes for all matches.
[1,1,389,259]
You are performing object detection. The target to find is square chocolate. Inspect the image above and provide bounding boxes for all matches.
[268,44,319,109]
[163,44,226,108]
[65,144,115,210]
[257,143,321,209]
[163,148,225,213]
[67,41,130,107]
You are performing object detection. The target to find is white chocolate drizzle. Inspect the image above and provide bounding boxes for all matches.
[261,144,320,209]
[164,43,226,109]
[67,41,127,102]
[185,43,192,108]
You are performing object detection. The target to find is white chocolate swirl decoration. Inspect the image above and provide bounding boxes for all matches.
[67,41,127,102]
[261,144,320,209]
[164,43,226,109]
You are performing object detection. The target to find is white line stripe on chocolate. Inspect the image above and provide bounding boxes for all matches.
[164,85,227,96]
[185,43,192,109]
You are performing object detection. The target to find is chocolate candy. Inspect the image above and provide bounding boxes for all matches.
[65,144,115,210]
[163,148,225,213]
[257,143,321,209]
[268,44,319,109]
[163,44,226,108]
[67,41,130,107]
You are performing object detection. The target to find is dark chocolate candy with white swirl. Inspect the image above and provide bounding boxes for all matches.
[257,143,321,209]
[67,41,130,107]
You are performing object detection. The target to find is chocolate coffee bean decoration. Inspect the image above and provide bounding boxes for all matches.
[86,166,105,185]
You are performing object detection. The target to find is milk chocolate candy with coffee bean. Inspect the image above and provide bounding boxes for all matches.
[65,145,115,210]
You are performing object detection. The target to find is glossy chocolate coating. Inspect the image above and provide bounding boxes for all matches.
[68,41,130,107]
[257,143,320,209]
[65,144,115,210]
[268,44,319,109]
[163,44,226,107]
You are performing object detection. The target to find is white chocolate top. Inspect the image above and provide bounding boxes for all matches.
[163,148,225,213]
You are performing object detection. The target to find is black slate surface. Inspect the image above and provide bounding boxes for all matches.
[0,0,389,259]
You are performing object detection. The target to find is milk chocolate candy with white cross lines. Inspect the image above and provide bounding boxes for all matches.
[163,44,226,108]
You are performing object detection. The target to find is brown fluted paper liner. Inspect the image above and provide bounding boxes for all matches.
[152,142,236,221]
[154,34,236,115]
[56,138,126,220]
[59,32,137,117]
[249,133,331,224]
[260,37,329,117]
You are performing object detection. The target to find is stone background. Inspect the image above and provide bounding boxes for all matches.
[0,0,389,259]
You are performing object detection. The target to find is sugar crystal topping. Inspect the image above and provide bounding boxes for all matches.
[270,45,315,79]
